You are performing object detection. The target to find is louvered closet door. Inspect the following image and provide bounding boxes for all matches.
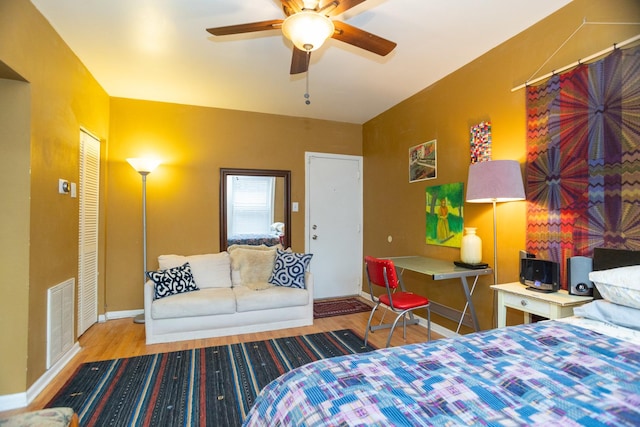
[78,130,100,336]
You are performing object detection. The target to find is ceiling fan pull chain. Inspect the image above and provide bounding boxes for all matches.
[304,60,311,105]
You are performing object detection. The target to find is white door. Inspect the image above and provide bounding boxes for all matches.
[306,153,362,299]
[78,129,100,336]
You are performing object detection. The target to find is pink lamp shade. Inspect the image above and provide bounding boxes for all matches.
[466,160,525,203]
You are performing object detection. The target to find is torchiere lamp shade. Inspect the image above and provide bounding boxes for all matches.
[127,158,161,175]
[466,160,525,203]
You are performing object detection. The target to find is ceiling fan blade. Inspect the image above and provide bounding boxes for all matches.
[206,20,283,36]
[290,47,310,74]
[320,0,366,17]
[281,0,303,16]
[331,20,396,56]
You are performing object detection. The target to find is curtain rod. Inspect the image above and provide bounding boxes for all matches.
[511,32,640,92]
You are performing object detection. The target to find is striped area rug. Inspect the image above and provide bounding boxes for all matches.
[47,329,375,427]
[313,297,372,319]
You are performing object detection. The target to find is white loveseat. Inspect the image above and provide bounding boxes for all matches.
[143,246,313,345]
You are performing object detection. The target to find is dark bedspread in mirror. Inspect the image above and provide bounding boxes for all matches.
[220,168,290,251]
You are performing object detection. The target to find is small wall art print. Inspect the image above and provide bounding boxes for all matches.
[425,182,464,248]
[470,121,492,163]
[409,139,437,183]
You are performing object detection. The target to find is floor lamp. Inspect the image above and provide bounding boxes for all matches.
[127,158,161,324]
[465,160,526,287]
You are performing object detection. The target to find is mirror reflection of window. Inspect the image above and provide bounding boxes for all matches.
[227,176,276,235]
[220,168,290,251]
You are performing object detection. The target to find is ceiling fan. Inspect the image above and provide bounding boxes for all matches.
[206,0,397,75]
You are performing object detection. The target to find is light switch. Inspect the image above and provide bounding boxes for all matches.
[70,182,77,198]
[292,202,299,212]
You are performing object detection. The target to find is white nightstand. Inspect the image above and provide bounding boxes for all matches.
[491,282,593,328]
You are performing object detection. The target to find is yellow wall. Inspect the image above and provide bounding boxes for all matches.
[0,77,30,396]
[0,0,110,393]
[105,98,361,312]
[362,0,640,332]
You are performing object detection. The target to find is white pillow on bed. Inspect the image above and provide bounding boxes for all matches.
[589,265,640,310]
[574,300,640,331]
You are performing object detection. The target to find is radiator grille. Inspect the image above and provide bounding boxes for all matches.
[47,279,75,368]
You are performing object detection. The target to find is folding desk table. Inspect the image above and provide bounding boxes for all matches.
[387,256,493,333]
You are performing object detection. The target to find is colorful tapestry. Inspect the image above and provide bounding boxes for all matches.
[526,45,640,287]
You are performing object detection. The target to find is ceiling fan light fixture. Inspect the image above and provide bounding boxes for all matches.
[282,11,335,52]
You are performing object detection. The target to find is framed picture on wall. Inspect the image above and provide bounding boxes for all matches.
[409,139,437,182]
[470,121,492,163]
[425,182,464,248]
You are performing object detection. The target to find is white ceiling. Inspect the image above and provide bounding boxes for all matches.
[31,0,572,124]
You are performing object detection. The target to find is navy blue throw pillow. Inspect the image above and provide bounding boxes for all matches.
[147,262,199,299]
[268,249,313,288]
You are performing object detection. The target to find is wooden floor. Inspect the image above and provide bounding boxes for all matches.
[1,297,439,419]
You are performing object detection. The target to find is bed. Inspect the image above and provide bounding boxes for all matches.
[243,250,640,426]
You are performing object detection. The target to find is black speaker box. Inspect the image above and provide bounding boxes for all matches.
[567,256,593,296]
[520,258,560,292]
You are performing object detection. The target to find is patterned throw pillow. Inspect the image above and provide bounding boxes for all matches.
[147,262,199,299]
[268,249,313,289]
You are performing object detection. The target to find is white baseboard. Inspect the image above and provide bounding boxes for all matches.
[0,392,27,412]
[105,309,143,320]
[0,342,81,412]
[358,291,458,339]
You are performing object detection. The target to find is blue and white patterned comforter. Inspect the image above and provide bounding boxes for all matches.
[243,321,640,426]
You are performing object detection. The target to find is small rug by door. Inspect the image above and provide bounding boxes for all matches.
[47,329,375,427]
[313,297,372,319]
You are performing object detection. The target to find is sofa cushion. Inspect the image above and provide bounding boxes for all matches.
[147,263,199,300]
[229,247,277,286]
[268,249,313,289]
[151,287,236,320]
[234,285,310,312]
[244,281,274,291]
[158,253,231,289]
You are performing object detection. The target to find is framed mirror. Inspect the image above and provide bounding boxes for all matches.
[220,168,291,251]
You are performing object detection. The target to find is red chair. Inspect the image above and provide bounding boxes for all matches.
[364,256,431,347]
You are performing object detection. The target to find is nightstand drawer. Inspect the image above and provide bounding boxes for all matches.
[502,292,554,317]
